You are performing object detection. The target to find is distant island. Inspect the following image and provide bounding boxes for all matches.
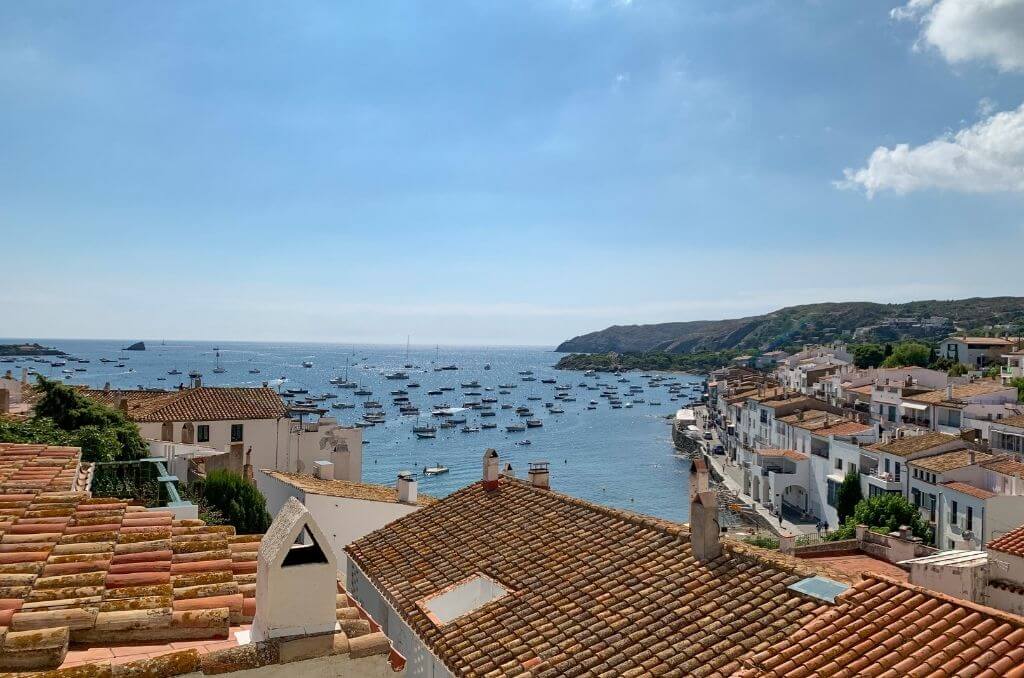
[123,341,145,351]
[555,296,1024,373]
[0,342,65,357]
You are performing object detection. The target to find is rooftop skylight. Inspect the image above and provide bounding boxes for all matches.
[420,574,510,626]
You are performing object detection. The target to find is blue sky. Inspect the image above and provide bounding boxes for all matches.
[2,0,1023,346]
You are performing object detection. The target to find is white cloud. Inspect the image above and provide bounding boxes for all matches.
[977,97,997,117]
[892,0,1024,72]
[838,104,1024,196]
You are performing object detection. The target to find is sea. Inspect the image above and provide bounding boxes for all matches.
[2,339,703,522]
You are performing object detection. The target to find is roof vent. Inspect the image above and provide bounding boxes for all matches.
[787,576,850,604]
[418,573,510,626]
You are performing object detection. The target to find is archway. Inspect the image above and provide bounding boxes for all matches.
[181,422,195,445]
[161,421,174,442]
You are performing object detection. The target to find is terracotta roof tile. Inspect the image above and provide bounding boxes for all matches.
[981,458,1024,479]
[81,387,287,422]
[0,444,88,493]
[778,410,871,436]
[995,415,1024,430]
[261,470,438,507]
[347,477,834,677]
[990,523,1024,558]
[734,573,1024,677]
[867,431,960,458]
[909,449,991,473]
[905,380,1013,406]
[756,448,810,462]
[941,481,997,500]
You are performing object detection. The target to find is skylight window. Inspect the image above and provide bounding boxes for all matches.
[419,574,510,626]
[787,576,849,604]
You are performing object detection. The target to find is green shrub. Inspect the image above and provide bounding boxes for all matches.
[199,470,271,534]
[835,470,862,523]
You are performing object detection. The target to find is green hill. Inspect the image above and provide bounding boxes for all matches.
[555,297,1024,354]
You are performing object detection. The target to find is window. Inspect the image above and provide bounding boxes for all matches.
[827,479,840,507]
[230,424,243,442]
[928,494,937,522]
[888,405,897,423]
[967,506,973,532]
[835,458,843,471]
[949,500,957,526]
[197,425,210,443]
[894,462,901,482]
[884,458,890,473]
[911,487,921,507]
[760,409,768,424]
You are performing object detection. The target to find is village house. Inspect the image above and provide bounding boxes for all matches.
[257,469,436,574]
[81,386,364,481]
[345,450,1024,677]
[941,335,1018,368]
[992,415,1024,456]
[1003,347,1024,385]
[899,381,1019,435]
[0,443,404,676]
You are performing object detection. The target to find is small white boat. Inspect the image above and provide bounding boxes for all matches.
[424,465,449,475]
[302,361,314,368]
[416,431,436,439]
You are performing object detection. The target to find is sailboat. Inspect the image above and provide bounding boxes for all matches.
[212,351,226,374]
[403,335,414,369]
[432,345,457,371]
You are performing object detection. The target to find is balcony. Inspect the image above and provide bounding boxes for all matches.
[1002,365,1024,382]
[867,471,902,492]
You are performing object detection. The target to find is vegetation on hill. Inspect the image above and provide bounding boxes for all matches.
[555,349,745,374]
[556,297,1024,355]
[0,377,147,462]
[0,342,64,356]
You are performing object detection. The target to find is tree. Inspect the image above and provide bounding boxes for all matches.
[947,363,969,377]
[852,344,886,369]
[881,342,932,368]
[851,493,931,541]
[199,470,272,534]
[834,470,862,523]
[29,378,147,462]
[1012,378,1024,403]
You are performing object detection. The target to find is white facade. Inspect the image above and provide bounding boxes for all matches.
[258,470,424,575]
[941,337,1016,368]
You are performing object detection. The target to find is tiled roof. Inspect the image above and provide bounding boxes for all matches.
[990,523,1024,558]
[0,443,91,493]
[905,380,1012,405]
[867,431,960,458]
[982,458,1024,479]
[81,387,287,422]
[941,481,997,500]
[736,573,1024,677]
[756,448,810,462]
[909,448,990,473]
[950,336,1016,346]
[847,384,874,396]
[261,470,438,507]
[347,477,835,677]
[995,414,1024,430]
[777,410,870,436]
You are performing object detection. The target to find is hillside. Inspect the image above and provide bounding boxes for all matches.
[555,297,1024,354]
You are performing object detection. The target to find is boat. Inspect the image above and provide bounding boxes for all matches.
[515,440,532,446]
[302,361,314,368]
[415,431,436,439]
[480,410,496,417]
[286,388,309,395]
[156,377,166,381]
[522,376,536,382]
[354,388,372,396]
[501,404,513,409]
[505,424,526,432]
[518,370,533,375]
[527,396,542,401]
[484,363,491,370]
[461,425,481,433]
[385,371,409,380]
[212,351,226,374]
[99,358,115,363]
[332,402,355,410]
[541,379,556,384]
[481,422,497,429]
[427,389,443,396]
[390,389,409,396]
[587,405,597,410]
[413,424,437,434]
[407,382,420,388]
[249,368,261,374]
[625,403,633,408]
[548,407,565,414]
[526,419,543,428]
[423,465,449,476]
[449,416,467,424]
[460,380,481,389]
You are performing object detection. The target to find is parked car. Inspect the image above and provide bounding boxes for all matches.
[703,431,713,440]
[712,444,725,455]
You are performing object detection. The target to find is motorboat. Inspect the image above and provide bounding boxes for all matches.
[168,369,182,375]
[461,425,481,433]
[541,379,556,384]
[505,424,526,432]
[526,419,543,428]
[413,424,437,434]
[424,465,449,475]
[385,371,409,380]
[354,388,372,396]
[481,422,497,429]
[460,381,481,389]
[407,382,421,388]
[415,431,436,439]
[302,361,314,368]
[515,439,532,446]
[332,402,355,409]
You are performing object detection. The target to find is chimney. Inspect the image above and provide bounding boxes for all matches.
[103,382,111,392]
[501,462,516,479]
[528,461,550,489]
[689,458,721,562]
[0,389,8,414]
[397,472,418,505]
[797,409,804,421]
[946,384,954,400]
[312,460,334,480]
[968,449,976,465]
[21,368,28,385]
[482,449,500,491]
[118,398,129,414]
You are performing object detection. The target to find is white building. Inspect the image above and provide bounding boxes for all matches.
[258,468,434,574]
[941,336,1018,368]
[991,415,1024,456]
[83,386,363,480]
[1003,348,1024,385]
[899,381,1019,435]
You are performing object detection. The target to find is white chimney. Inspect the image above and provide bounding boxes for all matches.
[946,384,954,400]
[501,462,516,479]
[482,449,500,491]
[397,472,418,505]
[312,460,334,480]
[528,461,550,490]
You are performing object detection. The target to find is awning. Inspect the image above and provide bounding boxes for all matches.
[901,402,928,411]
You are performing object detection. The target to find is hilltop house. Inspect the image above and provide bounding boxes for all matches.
[942,335,1018,368]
